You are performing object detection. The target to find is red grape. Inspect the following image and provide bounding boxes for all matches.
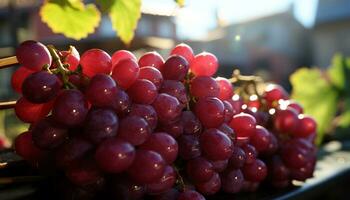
[178,190,205,200]
[170,43,194,64]
[287,101,304,114]
[195,172,221,195]
[16,40,52,71]
[111,50,137,66]
[294,115,316,137]
[138,66,163,90]
[15,97,53,123]
[152,93,182,123]
[190,76,219,98]
[138,51,164,70]
[242,144,257,164]
[200,129,233,160]
[216,77,233,100]
[95,138,135,173]
[147,165,177,194]
[14,131,46,162]
[65,160,103,186]
[177,135,201,160]
[61,46,80,71]
[229,113,256,138]
[228,146,246,169]
[187,157,214,182]
[242,159,267,182]
[22,71,61,103]
[112,59,140,89]
[274,108,299,134]
[129,104,158,131]
[210,159,228,172]
[127,79,158,104]
[194,97,225,128]
[159,80,188,107]
[118,116,151,146]
[11,66,34,94]
[162,55,189,81]
[190,52,218,76]
[181,111,201,135]
[263,84,289,106]
[128,150,166,184]
[140,133,178,164]
[250,125,271,153]
[221,169,244,193]
[80,49,112,77]
[85,74,118,107]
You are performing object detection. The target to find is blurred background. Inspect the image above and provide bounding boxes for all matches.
[0,0,349,144]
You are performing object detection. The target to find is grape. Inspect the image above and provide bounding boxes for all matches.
[22,71,61,103]
[250,125,271,153]
[242,144,257,164]
[11,66,34,93]
[287,101,304,114]
[65,160,103,186]
[178,190,205,200]
[153,188,179,200]
[111,50,137,66]
[147,165,177,194]
[177,135,201,160]
[68,74,89,92]
[111,178,145,200]
[118,116,151,146]
[281,143,310,169]
[170,43,194,64]
[111,59,140,89]
[128,150,166,184]
[263,132,278,156]
[194,97,225,128]
[159,80,188,107]
[15,97,52,123]
[60,47,80,71]
[139,133,178,164]
[15,131,46,162]
[267,156,290,181]
[223,100,234,122]
[52,89,89,127]
[181,111,201,135]
[218,123,235,141]
[80,49,112,77]
[195,172,221,195]
[242,181,259,192]
[190,76,219,99]
[32,117,68,149]
[139,66,163,90]
[111,90,132,117]
[263,84,289,106]
[159,120,184,139]
[200,129,233,160]
[290,161,314,181]
[85,74,118,107]
[138,51,164,70]
[221,169,244,193]
[16,40,52,71]
[152,93,182,123]
[274,108,298,134]
[210,159,228,172]
[95,138,135,173]
[190,52,218,76]
[242,159,267,182]
[127,79,158,104]
[187,157,214,182]
[227,94,243,115]
[294,115,316,137]
[216,77,234,100]
[162,55,189,81]
[228,146,246,169]
[129,104,158,131]
[229,113,256,138]
[55,137,93,169]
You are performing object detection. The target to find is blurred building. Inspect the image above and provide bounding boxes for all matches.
[312,0,350,67]
[187,6,309,87]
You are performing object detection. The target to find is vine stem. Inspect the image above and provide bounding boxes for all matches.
[173,166,186,191]
[47,45,76,89]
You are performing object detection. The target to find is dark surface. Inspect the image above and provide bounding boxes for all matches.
[1,141,350,200]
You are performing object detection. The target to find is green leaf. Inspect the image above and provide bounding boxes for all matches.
[106,0,141,45]
[291,68,339,145]
[40,0,101,40]
[338,99,350,128]
[175,0,185,7]
[328,54,350,92]
[96,0,115,13]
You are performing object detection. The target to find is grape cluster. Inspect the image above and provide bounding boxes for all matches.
[12,40,317,200]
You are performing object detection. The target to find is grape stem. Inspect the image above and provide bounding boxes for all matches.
[230,69,263,101]
[173,165,186,191]
[47,45,76,89]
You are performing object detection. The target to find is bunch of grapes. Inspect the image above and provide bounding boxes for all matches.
[12,40,317,200]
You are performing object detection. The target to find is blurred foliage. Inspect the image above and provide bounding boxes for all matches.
[291,54,350,145]
[39,0,184,44]
[0,110,29,146]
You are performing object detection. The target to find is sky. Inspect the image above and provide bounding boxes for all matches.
[142,0,319,39]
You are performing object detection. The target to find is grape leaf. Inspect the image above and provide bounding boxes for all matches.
[106,0,141,45]
[328,54,350,92]
[338,99,350,128]
[175,0,185,7]
[291,68,339,144]
[40,0,101,40]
